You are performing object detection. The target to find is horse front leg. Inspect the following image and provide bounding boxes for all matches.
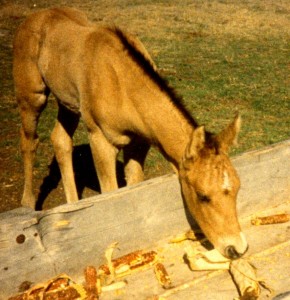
[51,105,80,203]
[88,128,119,193]
[123,139,150,186]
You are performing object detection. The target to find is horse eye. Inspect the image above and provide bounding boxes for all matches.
[197,192,211,203]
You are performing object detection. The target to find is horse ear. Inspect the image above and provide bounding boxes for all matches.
[184,126,206,161]
[216,114,241,153]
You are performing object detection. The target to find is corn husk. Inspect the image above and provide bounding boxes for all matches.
[230,260,261,299]
[185,246,230,271]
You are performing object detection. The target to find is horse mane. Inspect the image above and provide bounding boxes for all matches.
[113,27,198,128]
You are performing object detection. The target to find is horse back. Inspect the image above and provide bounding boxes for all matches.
[13,7,157,138]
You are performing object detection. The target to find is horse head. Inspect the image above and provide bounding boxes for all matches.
[179,115,248,259]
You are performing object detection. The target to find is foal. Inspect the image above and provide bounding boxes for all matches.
[13,7,248,259]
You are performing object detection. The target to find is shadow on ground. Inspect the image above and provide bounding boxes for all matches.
[35,144,126,210]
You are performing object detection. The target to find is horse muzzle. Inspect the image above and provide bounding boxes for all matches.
[219,232,249,260]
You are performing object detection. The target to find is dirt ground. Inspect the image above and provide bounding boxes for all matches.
[0,2,29,213]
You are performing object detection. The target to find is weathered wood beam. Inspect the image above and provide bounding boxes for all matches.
[0,140,289,297]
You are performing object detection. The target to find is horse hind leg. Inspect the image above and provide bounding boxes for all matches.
[14,22,50,208]
[50,105,80,203]
[17,89,49,209]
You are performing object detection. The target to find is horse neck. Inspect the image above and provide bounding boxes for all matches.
[139,92,195,168]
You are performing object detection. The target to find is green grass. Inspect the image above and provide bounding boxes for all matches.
[155,35,290,155]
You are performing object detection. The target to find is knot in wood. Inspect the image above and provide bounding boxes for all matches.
[16,234,26,244]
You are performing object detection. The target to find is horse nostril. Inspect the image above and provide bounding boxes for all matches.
[225,245,241,260]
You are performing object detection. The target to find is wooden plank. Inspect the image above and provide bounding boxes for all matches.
[0,139,289,298]
[235,140,290,216]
